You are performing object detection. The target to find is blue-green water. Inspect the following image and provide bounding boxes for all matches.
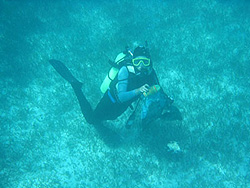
[0,0,249,187]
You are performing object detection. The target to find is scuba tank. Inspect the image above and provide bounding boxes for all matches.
[100,48,133,94]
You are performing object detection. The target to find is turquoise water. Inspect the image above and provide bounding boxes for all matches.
[0,0,249,187]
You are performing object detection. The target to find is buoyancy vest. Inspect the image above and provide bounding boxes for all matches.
[109,65,159,105]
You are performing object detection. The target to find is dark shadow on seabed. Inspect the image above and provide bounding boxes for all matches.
[95,111,195,168]
[93,122,123,148]
[138,118,199,169]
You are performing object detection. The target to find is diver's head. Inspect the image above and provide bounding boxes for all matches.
[132,46,152,75]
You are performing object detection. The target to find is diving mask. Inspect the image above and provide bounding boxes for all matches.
[132,57,151,67]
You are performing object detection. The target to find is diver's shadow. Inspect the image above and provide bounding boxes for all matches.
[93,123,123,148]
[139,120,198,170]
[93,106,185,150]
[92,105,198,170]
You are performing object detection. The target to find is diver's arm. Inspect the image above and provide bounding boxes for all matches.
[117,66,140,103]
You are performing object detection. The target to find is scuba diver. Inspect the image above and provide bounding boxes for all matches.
[49,44,181,127]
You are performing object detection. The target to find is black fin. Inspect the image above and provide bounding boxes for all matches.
[49,59,82,86]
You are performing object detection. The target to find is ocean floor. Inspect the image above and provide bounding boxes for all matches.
[0,0,249,187]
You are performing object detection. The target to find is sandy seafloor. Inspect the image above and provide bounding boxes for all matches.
[0,0,249,187]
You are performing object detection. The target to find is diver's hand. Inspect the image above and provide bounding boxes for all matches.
[136,84,150,95]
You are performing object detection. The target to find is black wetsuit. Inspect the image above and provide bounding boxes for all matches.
[72,65,159,125]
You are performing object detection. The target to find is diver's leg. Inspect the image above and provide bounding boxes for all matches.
[49,59,97,124]
[93,92,115,120]
[93,92,127,121]
[71,83,97,124]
